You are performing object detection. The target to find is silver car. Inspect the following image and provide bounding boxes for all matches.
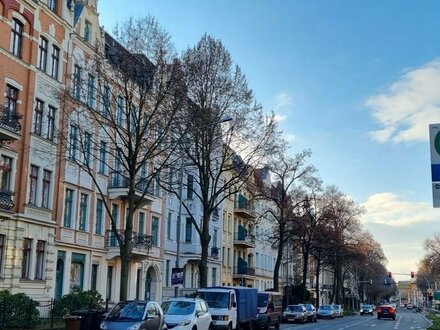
[100,300,165,330]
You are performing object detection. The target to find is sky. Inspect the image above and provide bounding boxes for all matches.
[98,0,440,282]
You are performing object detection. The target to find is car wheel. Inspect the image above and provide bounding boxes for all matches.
[228,323,233,330]
[208,324,213,330]
[192,326,197,330]
[377,316,380,320]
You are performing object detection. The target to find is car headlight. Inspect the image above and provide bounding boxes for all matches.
[127,323,142,330]
[100,323,107,330]
[179,320,192,326]
[220,315,229,321]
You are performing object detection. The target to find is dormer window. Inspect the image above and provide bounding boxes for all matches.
[84,21,91,43]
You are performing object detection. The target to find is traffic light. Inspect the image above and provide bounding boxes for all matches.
[388,272,392,278]
[410,271,415,278]
[370,279,373,285]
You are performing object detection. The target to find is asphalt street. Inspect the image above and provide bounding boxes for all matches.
[279,308,431,330]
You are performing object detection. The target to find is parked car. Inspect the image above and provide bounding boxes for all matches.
[282,305,307,323]
[256,291,283,330]
[406,303,414,310]
[360,304,374,315]
[377,305,396,320]
[332,305,343,318]
[301,304,317,323]
[317,305,335,319]
[100,300,165,330]
[161,297,212,330]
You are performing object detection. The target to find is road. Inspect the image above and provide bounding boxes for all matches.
[279,308,432,330]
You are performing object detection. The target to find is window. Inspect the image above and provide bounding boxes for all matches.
[63,188,74,227]
[185,218,192,242]
[41,169,51,208]
[98,141,107,173]
[222,247,225,266]
[213,229,218,248]
[51,46,60,79]
[186,174,194,199]
[47,106,56,140]
[72,65,81,99]
[1,156,12,191]
[11,19,23,57]
[0,235,5,276]
[84,20,91,43]
[151,216,159,247]
[106,265,113,300]
[21,238,32,279]
[79,193,88,231]
[5,85,18,115]
[95,199,103,235]
[91,264,98,290]
[111,204,119,227]
[87,74,95,108]
[69,125,78,160]
[35,240,46,279]
[167,212,172,240]
[34,99,44,135]
[38,37,48,72]
[102,85,110,117]
[139,212,145,234]
[117,96,124,126]
[83,132,91,165]
[48,0,57,12]
[28,165,39,205]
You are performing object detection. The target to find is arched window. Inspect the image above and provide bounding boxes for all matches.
[10,18,23,57]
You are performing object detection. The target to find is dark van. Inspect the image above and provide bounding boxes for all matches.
[256,291,283,330]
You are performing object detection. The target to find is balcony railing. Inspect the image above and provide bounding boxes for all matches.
[211,246,219,259]
[233,266,256,276]
[234,194,254,218]
[0,189,14,211]
[109,174,159,196]
[105,229,152,251]
[0,107,22,141]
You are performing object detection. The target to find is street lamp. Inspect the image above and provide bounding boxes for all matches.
[174,115,232,297]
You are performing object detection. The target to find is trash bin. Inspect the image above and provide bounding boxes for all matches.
[71,310,92,330]
[64,315,82,330]
[90,309,105,329]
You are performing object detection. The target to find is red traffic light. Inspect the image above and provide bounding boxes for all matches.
[388,272,392,278]
[411,271,415,278]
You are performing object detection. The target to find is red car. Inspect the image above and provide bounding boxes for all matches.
[377,305,396,320]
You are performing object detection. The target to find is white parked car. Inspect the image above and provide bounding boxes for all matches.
[162,297,213,330]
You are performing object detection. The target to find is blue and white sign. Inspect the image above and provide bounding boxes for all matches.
[429,124,440,207]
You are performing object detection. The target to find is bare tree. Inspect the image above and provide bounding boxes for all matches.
[58,16,185,300]
[255,149,318,290]
[173,34,278,287]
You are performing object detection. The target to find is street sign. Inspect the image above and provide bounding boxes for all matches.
[430,124,440,207]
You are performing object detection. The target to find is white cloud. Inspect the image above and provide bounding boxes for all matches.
[283,133,297,143]
[274,113,287,123]
[361,192,437,273]
[361,192,437,226]
[366,60,440,143]
[273,92,292,112]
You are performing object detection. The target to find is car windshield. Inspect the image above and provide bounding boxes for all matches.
[321,305,332,310]
[198,292,229,309]
[257,294,268,308]
[286,305,302,312]
[363,305,372,308]
[106,301,146,321]
[162,301,195,315]
[304,305,312,311]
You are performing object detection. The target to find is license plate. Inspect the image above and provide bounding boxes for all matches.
[288,319,295,321]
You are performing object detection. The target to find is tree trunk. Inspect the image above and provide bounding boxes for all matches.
[199,213,211,288]
[273,232,284,290]
[120,247,130,301]
[315,259,321,307]
[301,247,309,303]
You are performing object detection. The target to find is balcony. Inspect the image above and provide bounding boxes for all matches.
[233,266,256,277]
[234,195,254,218]
[105,229,152,261]
[211,246,219,259]
[108,173,159,206]
[233,225,255,248]
[0,106,22,141]
[0,189,14,211]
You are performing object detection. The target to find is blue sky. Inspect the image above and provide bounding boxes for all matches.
[99,1,440,281]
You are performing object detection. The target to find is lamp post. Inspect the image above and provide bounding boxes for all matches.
[174,115,232,297]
